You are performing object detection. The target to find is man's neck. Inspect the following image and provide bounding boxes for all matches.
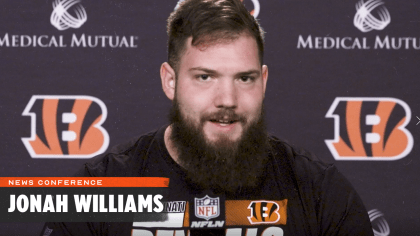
[164,125,183,167]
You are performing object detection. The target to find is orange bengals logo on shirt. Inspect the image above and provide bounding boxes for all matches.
[325,97,413,160]
[225,200,287,226]
[22,95,109,158]
[247,201,281,224]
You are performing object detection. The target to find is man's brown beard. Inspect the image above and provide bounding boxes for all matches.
[168,99,269,194]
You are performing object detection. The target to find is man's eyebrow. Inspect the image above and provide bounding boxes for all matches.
[189,67,218,74]
[189,67,261,76]
[236,70,261,77]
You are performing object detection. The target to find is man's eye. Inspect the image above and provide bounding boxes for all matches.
[197,74,210,81]
[239,76,254,83]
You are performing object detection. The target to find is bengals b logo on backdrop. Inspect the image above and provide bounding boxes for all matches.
[326,97,413,161]
[22,95,109,158]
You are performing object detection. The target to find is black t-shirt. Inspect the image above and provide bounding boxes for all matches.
[43,125,373,236]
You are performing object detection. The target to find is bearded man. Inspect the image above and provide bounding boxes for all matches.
[43,0,373,235]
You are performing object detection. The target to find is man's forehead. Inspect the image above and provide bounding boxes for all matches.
[187,30,257,49]
[179,34,261,71]
[190,35,239,51]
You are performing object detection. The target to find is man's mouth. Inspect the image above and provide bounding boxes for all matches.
[210,119,237,126]
[202,110,245,128]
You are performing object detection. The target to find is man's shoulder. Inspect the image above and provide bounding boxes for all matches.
[267,136,373,235]
[268,135,332,175]
[267,135,343,193]
[107,129,159,156]
[76,129,160,177]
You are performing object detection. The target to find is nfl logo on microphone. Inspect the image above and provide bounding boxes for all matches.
[195,195,220,220]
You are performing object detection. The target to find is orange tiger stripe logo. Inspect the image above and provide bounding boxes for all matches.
[247,201,281,224]
[22,95,109,158]
[326,97,413,160]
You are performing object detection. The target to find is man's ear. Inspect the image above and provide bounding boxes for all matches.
[160,62,176,100]
[262,65,268,96]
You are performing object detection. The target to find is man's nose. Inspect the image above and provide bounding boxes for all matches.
[214,79,237,108]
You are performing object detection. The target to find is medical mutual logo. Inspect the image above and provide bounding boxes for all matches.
[51,0,87,31]
[354,0,390,33]
[369,209,390,236]
[0,0,138,48]
[325,97,413,161]
[22,95,109,158]
[297,0,420,50]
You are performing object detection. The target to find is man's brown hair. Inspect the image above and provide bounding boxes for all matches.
[167,0,265,72]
